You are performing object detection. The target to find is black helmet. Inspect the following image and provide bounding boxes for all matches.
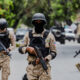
[32,13,47,24]
[0,18,8,30]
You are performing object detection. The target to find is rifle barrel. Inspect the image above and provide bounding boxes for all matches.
[74,51,80,58]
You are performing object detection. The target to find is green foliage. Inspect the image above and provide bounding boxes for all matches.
[0,9,6,15]
[0,0,80,29]
[0,0,15,27]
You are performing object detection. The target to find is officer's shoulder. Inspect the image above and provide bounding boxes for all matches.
[24,29,31,38]
[44,29,53,36]
[43,29,50,38]
[7,30,16,40]
[45,30,55,39]
[8,30,14,36]
[44,29,50,35]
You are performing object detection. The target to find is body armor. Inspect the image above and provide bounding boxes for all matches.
[0,30,11,49]
[29,30,49,57]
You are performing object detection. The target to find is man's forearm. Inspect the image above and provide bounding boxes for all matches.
[45,51,57,61]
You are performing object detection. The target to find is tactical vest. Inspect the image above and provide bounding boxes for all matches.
[29,30,50,57]
[0,30,11,49]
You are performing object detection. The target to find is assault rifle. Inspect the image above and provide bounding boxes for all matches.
[0,40,11,57]
[34,46,48,74]
[74,50,80,58]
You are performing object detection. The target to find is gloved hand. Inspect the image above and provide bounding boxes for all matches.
[1,48,10,55]
[35,57,48,65]
[7,48,11,51]
[26,47,36,55]
[1,50,6,54]
[44,57,49,62]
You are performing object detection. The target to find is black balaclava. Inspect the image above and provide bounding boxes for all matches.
[33,20,45,34]
[0,29,9,38]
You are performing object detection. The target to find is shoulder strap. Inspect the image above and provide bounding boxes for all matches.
[29,30,49,39]
[7,30,10,36]
[43,30,49,39]
[29,30,33,38]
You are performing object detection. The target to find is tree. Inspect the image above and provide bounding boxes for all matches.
[0,0,80,29]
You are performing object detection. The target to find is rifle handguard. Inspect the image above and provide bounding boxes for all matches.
[74,51,80,58]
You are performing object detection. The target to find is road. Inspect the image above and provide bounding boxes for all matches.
[51,40,80,80]
[0,40,80,80]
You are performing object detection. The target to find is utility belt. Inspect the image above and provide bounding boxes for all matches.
[28,60,48,66]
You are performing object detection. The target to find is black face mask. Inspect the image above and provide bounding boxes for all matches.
[34,22,45,34]
[0,30,8,37]
[35,26,44,34]
[0,27,5,30]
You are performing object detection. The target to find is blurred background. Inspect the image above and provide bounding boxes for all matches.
[0,0,80,80]
[0,0,80,44]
